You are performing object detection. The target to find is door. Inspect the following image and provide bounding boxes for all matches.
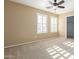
[67,16,74,38]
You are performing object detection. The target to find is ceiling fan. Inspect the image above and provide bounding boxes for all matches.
[46,0,65,9]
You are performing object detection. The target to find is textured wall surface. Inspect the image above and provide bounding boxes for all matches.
[4,0,59,47]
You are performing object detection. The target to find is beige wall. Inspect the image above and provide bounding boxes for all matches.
[5,0,59,47]
[58,11,74,37]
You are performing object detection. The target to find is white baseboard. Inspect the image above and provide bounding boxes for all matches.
[4,37,57,48]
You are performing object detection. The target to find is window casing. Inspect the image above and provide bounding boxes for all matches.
[37,13,47,33]
[50,16,57,32]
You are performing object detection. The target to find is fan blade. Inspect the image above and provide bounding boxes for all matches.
[58,6,65,8]
[46,6,53,8]
[49,1,53,5]
[58,0,64,5]
[54,0,57,2]
[49,1,58,6]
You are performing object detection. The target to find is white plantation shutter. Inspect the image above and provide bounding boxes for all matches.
[37,13,47,33]
[51,16,57,32]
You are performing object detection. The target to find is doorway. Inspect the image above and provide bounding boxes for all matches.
[67,16,74,38]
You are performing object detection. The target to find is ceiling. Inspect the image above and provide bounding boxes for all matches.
[9,0,74,14]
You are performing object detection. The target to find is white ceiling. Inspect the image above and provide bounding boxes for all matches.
[9,0,74,14]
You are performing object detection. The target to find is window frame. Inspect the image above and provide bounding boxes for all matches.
[37,13,48,34]
[50,16,58,32]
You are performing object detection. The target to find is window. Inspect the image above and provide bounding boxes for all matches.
[37,13,47,33]
[50,16,57,32]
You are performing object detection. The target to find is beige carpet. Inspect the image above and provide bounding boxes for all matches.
[5,37,74,59]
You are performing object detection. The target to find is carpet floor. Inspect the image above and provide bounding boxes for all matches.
[5,37,74,59]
